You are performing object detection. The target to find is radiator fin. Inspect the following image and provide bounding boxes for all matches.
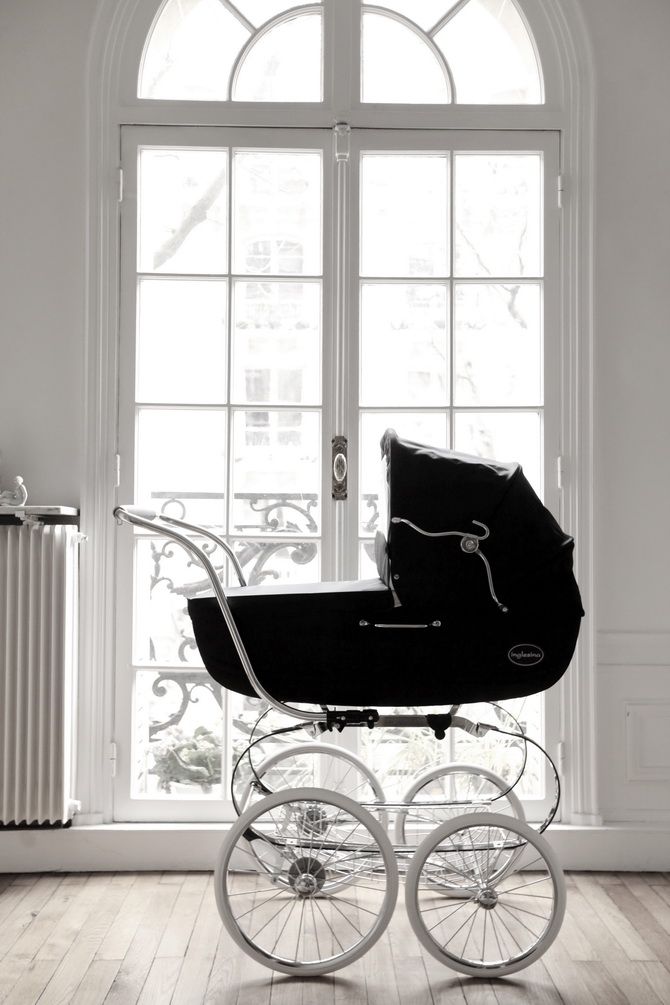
[0,523,78,826]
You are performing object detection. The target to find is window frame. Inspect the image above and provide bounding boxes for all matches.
[114,122,561,823]
[115,124,334,822]
[79,0,596,831]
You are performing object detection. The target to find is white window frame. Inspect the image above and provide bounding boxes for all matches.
[79,0,596,831]
[115,124,334,821]
[114,120,562,823]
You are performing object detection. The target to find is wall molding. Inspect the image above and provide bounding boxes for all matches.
[598,631,670,667]
[625,701,670,783]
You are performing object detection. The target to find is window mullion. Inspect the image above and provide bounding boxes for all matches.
[329,0,359,116]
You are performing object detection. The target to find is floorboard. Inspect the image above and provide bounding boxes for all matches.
[0,872,668,1004]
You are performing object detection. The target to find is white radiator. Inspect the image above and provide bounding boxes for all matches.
[0,519,79,826]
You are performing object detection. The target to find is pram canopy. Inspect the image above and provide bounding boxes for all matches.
[188,430,583,707]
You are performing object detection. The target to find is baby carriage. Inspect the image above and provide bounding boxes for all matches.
[115,429,583,979]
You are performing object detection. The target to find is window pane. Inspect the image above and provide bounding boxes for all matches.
[435,0,542,103]
[136,408,227,526]
[132,670,224,798]
[139,0,249,100]
[454,410,542,496]
[360,283,449,406]
[359,540,379,579]
[454,154,542,278]
[232,151,322,276]
[231,409,320,534]
[365,0,461,31]
[232,281,321,405]
[360,411,448,534]
[361,12,450,104]
[137,278,227,404]
[133,536,213,666]
[360,155,449,277]
[232,539,320,585]
[233,13,323,102]
[139,148,228,275]
[454,283,542,406]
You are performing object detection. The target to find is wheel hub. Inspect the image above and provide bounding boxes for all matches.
[296,803,329,837]
[288,857,327,897]
[477,887,498,910]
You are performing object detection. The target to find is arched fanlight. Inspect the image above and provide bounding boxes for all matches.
[139,0,542,105]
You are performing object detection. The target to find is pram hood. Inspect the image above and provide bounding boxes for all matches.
[378,429,580,617]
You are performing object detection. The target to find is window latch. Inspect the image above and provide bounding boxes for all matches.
[332,435,348,500]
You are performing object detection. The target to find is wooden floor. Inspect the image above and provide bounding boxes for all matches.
[0,871,669,1004]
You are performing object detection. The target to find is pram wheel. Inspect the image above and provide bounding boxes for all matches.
[238,742,386,826]
[215,786,398,976]
[405,812,565,977]
[394,763,525,846]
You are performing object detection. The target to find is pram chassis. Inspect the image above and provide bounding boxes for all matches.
[114,504,566,978]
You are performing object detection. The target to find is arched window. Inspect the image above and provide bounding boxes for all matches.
[139,0,542,103]
[112,0,565,823]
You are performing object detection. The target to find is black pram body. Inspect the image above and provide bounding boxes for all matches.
[188,431,583,706]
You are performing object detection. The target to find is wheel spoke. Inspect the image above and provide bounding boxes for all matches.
[250,893,295,943]
[481,906,488,964]
[497,901,541,941]
[489,907,506,961]
[270,896,299,955]
[324,895,383,917]
[421,893,477,919]
[425,895,478,934]
[441,904,479,948]
[312,893,346,954]
[460,903,479,959]
[309,895,322,960]
[498,897,551,923]
[294,897,307,961]
[233,887,286,922]
[328,896,365,937]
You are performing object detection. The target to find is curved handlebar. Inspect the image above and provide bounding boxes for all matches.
[115,505,157,522]
[113,504,322,723]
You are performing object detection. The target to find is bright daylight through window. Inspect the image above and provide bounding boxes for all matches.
[113,0,558,823]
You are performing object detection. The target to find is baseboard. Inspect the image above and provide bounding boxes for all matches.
[1,822,669,873]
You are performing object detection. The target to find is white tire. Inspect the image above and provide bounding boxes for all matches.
[215,786,398,976]
[405,812,565,977]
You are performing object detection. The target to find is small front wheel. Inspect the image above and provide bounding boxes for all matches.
[215,786,398,977]
[405,813,565,978]
[394,763,525,847]
[238,741,387,829]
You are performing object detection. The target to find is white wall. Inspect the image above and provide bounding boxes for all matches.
[579,0,670,822]
[1,0,669,826]
[0,0,93,506]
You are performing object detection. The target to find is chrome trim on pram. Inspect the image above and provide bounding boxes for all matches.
[391,516,509,613]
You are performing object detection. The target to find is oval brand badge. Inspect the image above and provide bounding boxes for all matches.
[508,644,544,667]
